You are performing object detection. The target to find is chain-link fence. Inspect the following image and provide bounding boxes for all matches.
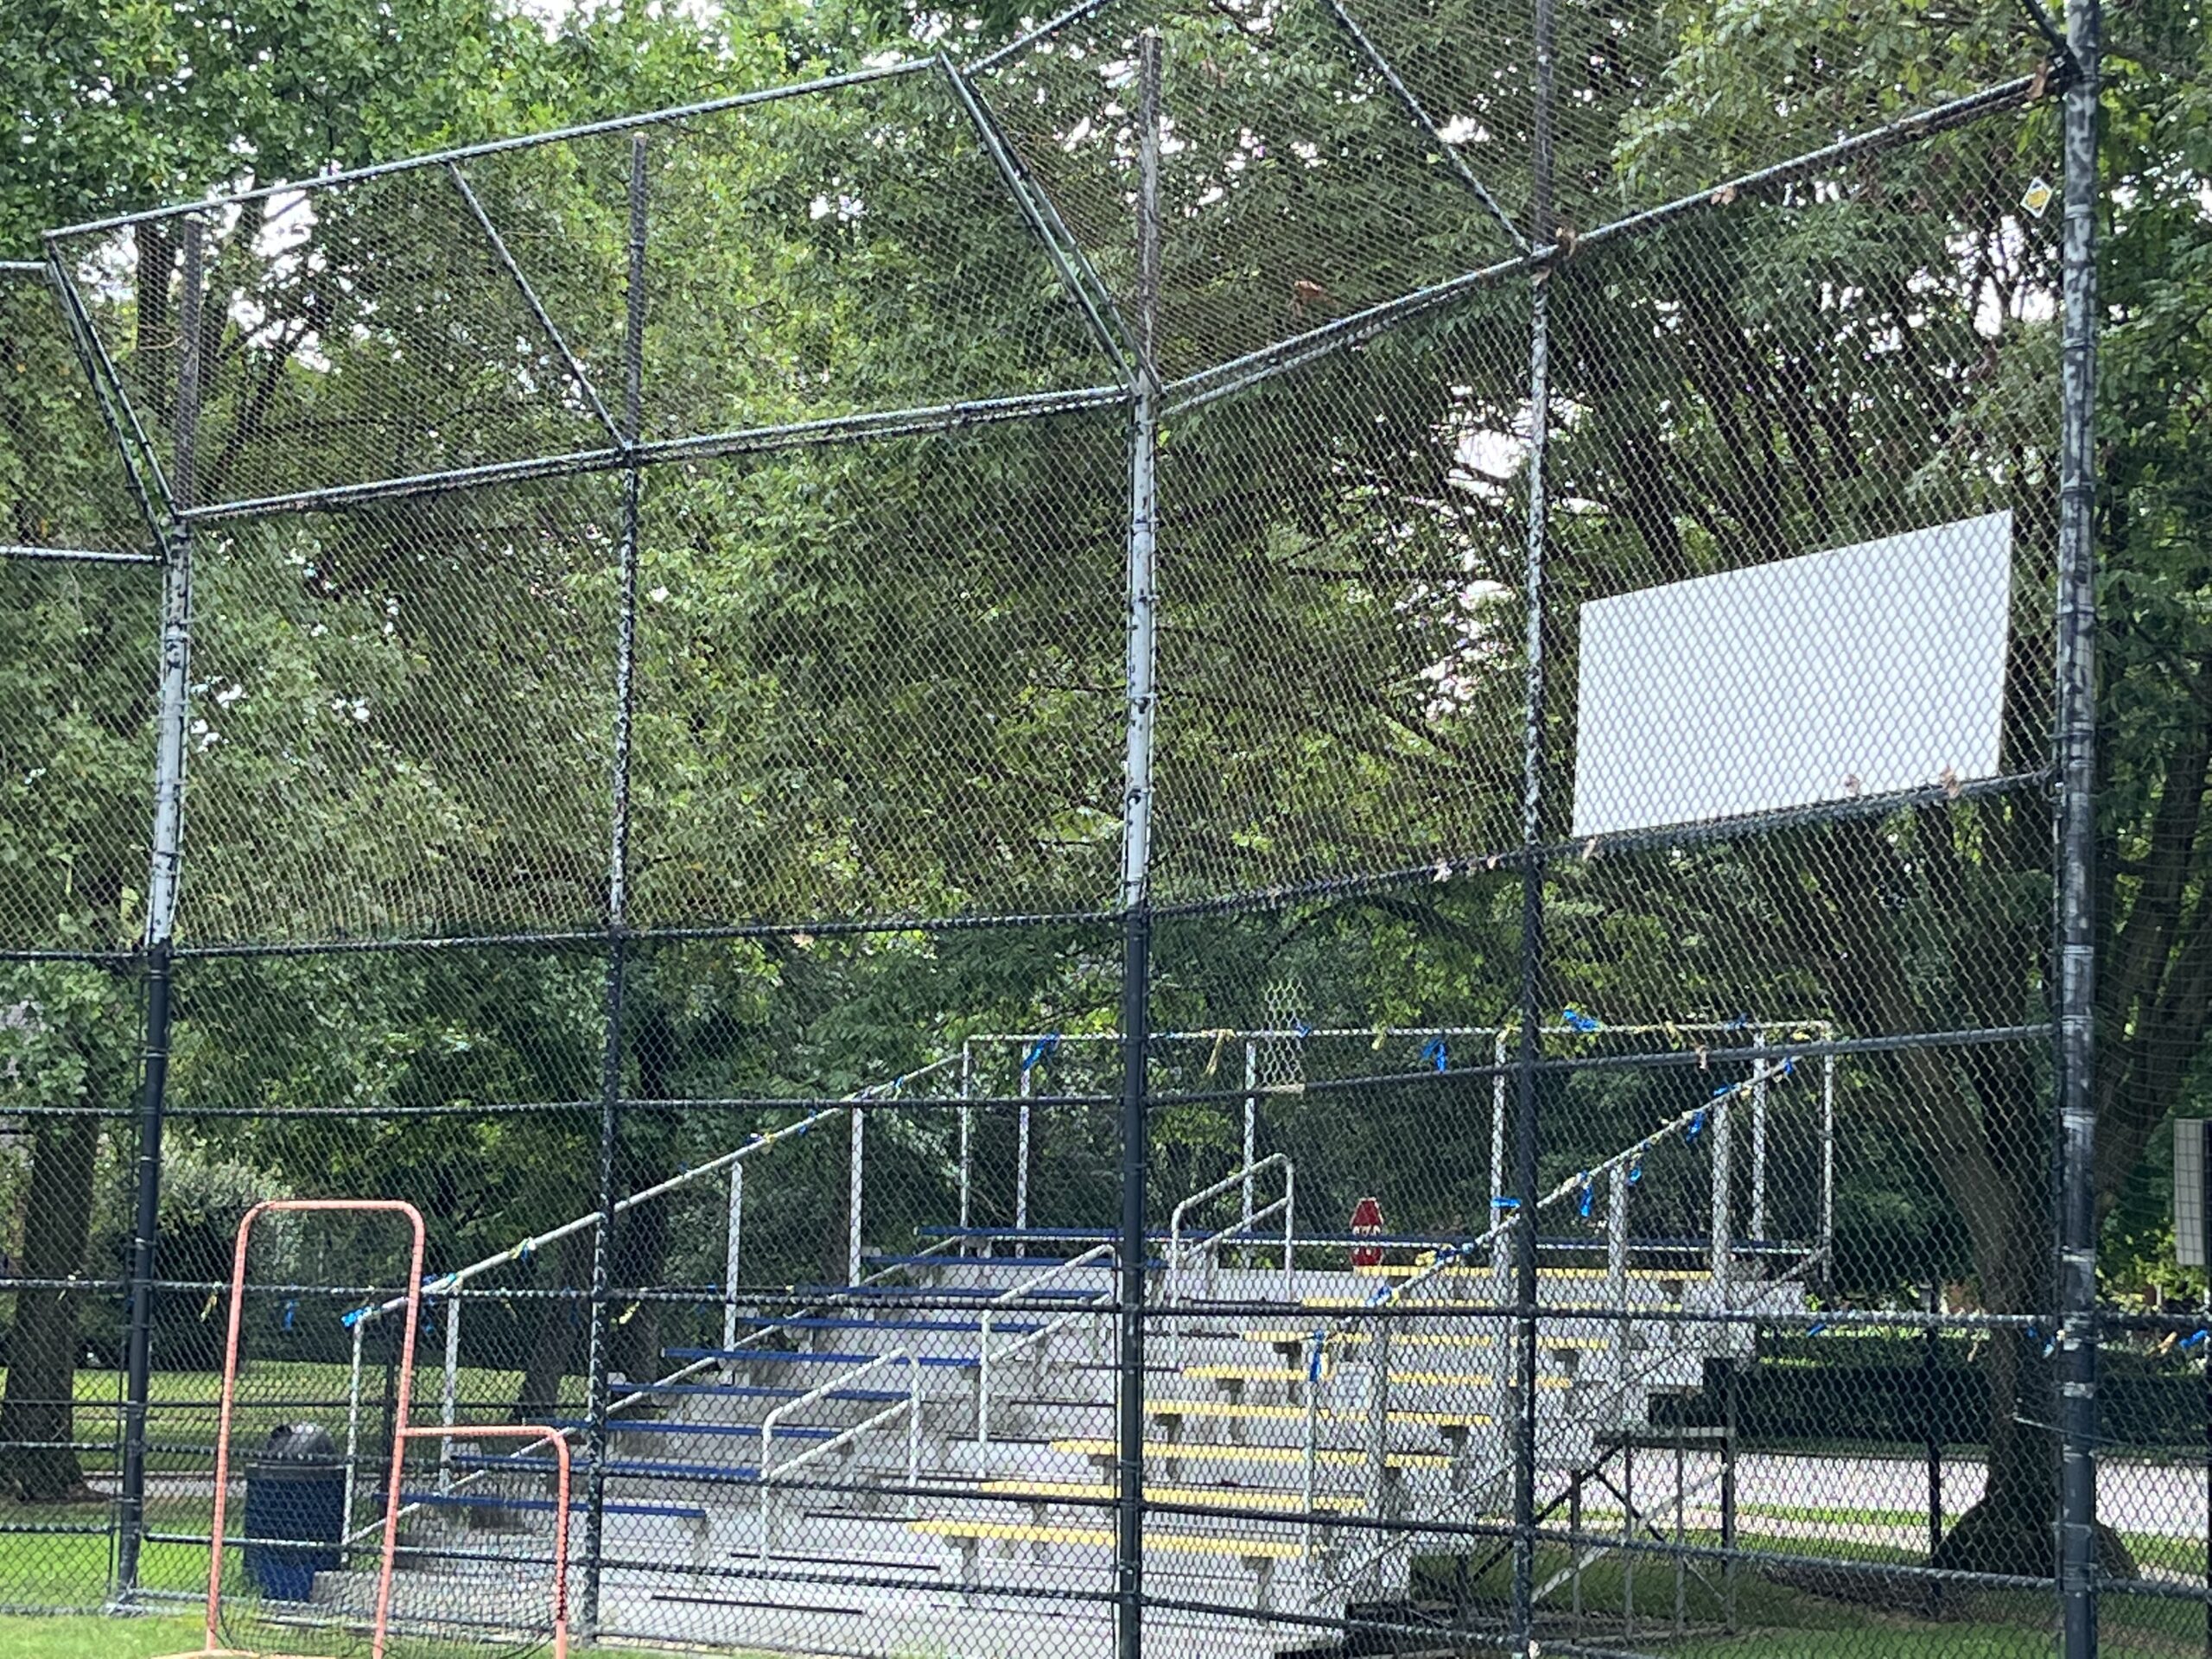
[1,1,2183,1655]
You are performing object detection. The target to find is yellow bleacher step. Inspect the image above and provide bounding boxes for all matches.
[1346,1263,1708,1281]
[1185,1363,1571,1390]
[982,1479,1364,1512]
[1054,1437,1452,1471]
[1242,1328,1611,1351]
[1147,1398,1491,1429]
[914,1517,1302,1561]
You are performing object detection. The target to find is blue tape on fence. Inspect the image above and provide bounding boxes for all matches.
[1021,1034,1062,1073]
[281,1300,297,1332]
[1491,1197,1520,1211]
[1294,1020,1313,1039]
[2183,1329,2209,1352]
[1560,1007,1601,1033]
[1805,1320,1827,1338]
[1420,1037,1449,1072]
[1308,1332,1327,1382]
[341,1307,366,1330]
[1577,1178,1593,1220]
[1687,1108,1707,1142]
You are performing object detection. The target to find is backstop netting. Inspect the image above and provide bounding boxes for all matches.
[3,2,2190,1656]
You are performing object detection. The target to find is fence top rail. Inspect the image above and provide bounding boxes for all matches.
[42,59,936,243]
[970,1020,1831,1046]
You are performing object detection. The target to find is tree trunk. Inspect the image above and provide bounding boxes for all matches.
[1930,1067,2136,1580]
[608,1001,676,1386]
[512,1230,589,1422]
[0,1114,103,1503]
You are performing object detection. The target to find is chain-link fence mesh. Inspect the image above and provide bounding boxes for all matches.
[3,2,2188,1656]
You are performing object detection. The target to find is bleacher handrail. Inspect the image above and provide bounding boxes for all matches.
[977,1242,1116,1444]
[760,1350,922,1557]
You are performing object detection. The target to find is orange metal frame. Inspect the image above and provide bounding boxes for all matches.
[156,1199,426,1659]
[153,1200,572,1659]
[391,1424,572,1659]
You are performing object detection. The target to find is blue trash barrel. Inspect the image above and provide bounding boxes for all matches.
[242,1423,343,1600]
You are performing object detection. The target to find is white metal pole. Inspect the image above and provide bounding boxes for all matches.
[1710,1082,1732,1308]
[1491,1029,1508,1271]
[1243,1041,1257,1248]
[959,1041,974,1250]
[343,1321,365,1542]
[849,1106,865,1287]
[1749,1029,1768,1243]
[1016,1060,1033,1257]
[440,1299,461,1492]
[1821,1041,1836,1281]
[1609,1165,1630,1430]
[723,1160,744,1352]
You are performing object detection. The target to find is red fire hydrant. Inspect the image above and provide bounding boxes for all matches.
[1351,1196,1385,1268]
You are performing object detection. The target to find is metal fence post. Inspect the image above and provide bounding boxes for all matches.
[2055,5,2102,1654]
[1511,0,1555,1641]
[582,131,650,1638]
[1116,35,1162,1659]
[117,215,202,1598]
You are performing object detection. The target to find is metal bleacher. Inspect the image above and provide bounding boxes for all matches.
[319,1024,1828,1657]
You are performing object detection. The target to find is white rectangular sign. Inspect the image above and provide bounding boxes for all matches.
[1570,512,2013,839]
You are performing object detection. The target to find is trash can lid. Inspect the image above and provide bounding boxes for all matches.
[253,1423,338,1465]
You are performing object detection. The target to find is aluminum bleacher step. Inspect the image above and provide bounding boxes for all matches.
[402,1489,708,1523]
[613,1379,909,1403]
[912,1517,1304,1563]
[664,1346,982,1370]
[979,1479,1366,1512]
[1050,1438,1451,1471]
[729,1313,1045,1335]
[1145,1397,1491,1430]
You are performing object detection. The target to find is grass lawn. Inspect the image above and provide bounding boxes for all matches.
[0,1614,712,1658]
[1415,1525,2212,1659]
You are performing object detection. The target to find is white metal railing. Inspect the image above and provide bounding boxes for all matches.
[976,1242,1116,1445]
[1167,1153,1295,1301]
[959,1023,1831,1281]
[1165,1154,1294,1364]
[339,1056,960,1530]
[760,1351,922,1558]
[1319,1052,1807,1593]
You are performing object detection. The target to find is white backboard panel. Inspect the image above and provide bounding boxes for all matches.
[2178,1118,2209,1268]
[1570,512,2013,839]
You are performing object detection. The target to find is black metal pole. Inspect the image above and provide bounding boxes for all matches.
[1116,908,1151,1659]
[1722,1352,1738,1632]
[116,944,169,1594]
[581,131,649,1639]
[117,218,202,1597]
[2055,4,2101,1656]
[1512,0,1554,1644]
[1926,1281,1943,1562]
[1116,37,1161,1659]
